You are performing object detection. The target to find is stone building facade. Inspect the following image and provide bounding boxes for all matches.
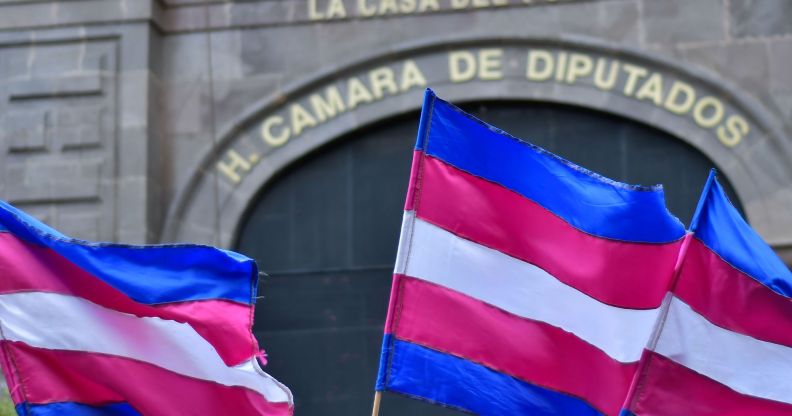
[1,0,791,414]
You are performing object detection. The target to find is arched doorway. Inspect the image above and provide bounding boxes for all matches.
[236,102,742,416]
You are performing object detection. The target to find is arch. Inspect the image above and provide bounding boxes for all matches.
[236,101,749,415]
[163,35,792,248]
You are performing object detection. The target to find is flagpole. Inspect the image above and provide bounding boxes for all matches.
[621,169,717,412]
[371,391,382,416]
[371,90,435,416]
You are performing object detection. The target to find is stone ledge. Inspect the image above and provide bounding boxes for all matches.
[9,74,103,100]
[0,0,154,31]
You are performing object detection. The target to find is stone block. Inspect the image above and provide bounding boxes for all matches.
[0,2,55,30]
[0,48,31,80]
[161,81,212,136]
[730,0,792,38]
[57,211,102,241]
[118,71,150,129]
[115,126,149,177]
[768,40,792,91]
[161,33,209,81]
[169,131,215,190]
[229,1,296,27]
[10,204,52,226]
[3,110,50,152]
[208,31,243,81]
[4,158,102,204]
[54,0,126,24]
[160,4,225,32]
[241,25,320,78]
[642,0,725,44]
[116,25,151,71]
[557,0,640,44]
[56,106,106,150]
[680,42,771,101]
[28,43,83,78]
[0,0,153,30]
[212,74,282,134]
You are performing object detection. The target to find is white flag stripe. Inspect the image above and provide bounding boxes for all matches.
[396,211,660,363]
[655,296,792,405]
[0,291,291,403]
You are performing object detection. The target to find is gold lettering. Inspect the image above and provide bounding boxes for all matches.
[693,96,725,128]
[290,103,318,136]
[451,0,468,9]
[379,0,398,14]
[400,0,417,13]
[400,60,428,91]
[310,86,346,122]
[419,0,440,11]
[449,50,477,82]
[358,0,376,16]
[467,0,507,6]
[622,63,648,96]
[347,77,374,109]
[717,115,749,147]
[593,58,619,90]
[261,115,290,147]
[565,53,593,84]
[479,48,504,80]
[308,0,325,20]
[369,67,399,99]
[554,51,568,82]
[327,0,347,18]
[251,52,759,154]
[526,49,554,81]
[217,149,252,184]
[635,73,664,106]
[664,80,696,114]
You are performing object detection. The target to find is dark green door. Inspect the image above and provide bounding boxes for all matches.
[235,102,741,416]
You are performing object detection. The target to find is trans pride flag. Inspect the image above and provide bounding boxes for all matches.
[375,89,686,415]
[0,201,293,415]
[623,171,792,415]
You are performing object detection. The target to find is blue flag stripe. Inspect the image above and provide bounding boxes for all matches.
[0,200,256,305]
[16,402,141,416]
[417,89,684,243]
[384,337,603,416]
[693,176,792,298]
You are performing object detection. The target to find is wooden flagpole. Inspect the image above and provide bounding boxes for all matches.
[371,391,382,416]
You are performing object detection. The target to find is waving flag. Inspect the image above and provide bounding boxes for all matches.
[623,171,792,415]
[0,200,293,415]
[375,89,686,415]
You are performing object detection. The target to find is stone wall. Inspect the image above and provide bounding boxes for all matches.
[0,0,790,261]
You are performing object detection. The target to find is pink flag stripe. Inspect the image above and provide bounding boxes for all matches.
[0,233,256,366]
[627,352,792,416]
[415,154,682,309]
[674,238,792,349]
[392,275,637,415]
[382,274,403,335]
[0,341,292,416]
